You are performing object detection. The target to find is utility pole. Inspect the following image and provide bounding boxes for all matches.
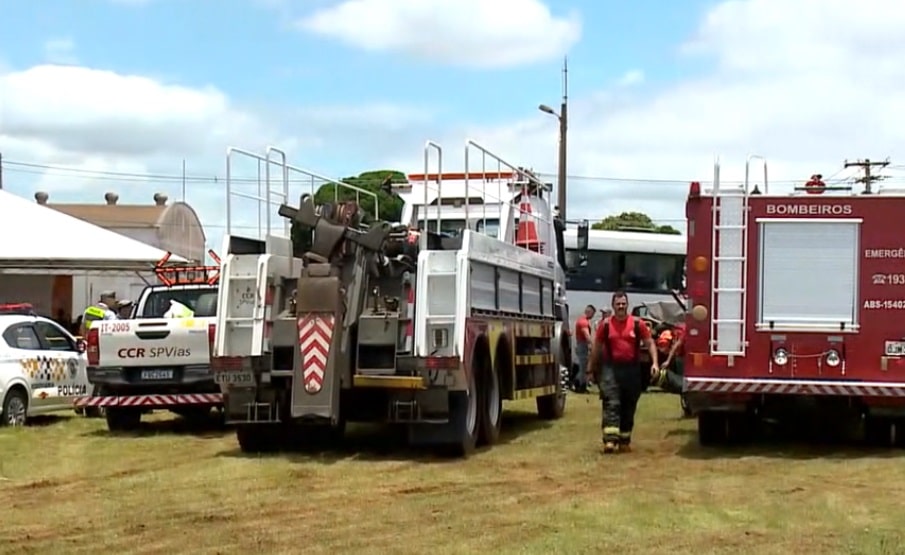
[844,158,890,194]
[538,57,569,220]
[557,58,568,221]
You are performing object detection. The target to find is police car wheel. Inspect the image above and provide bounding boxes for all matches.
[1,389,28,427]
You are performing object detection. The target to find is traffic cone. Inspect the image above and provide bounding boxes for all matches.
[515,195,541,252]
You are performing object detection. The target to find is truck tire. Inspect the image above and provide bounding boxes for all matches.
[444,366,479,457]
[106,408,141,432]
[477,348,502,446]
[236,424,280,453]
[536,364,567,420]
[697,411,727,446]
[83,386,105,418]
[865,416,893,447]
[172,406,212,423]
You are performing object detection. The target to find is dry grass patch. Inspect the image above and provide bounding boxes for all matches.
[1,392,905,554]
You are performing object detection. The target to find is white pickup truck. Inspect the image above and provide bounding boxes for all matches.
[75,283,222,431]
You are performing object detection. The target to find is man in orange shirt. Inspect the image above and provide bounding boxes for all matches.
[572,305,596,393]
[588,291,659,454]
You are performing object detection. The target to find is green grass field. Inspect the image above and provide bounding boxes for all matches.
[1,392,904,554]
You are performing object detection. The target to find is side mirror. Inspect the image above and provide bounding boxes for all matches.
[76,339,87,354]
[576,220,589,265]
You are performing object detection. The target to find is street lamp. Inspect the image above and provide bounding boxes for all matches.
[539,102,567,221]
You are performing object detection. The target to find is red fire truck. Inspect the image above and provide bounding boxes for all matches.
[683,156,905,446]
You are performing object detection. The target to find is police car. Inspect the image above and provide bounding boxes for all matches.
[0,304,91,426]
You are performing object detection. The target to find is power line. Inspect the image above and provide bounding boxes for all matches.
[0,157,872,187]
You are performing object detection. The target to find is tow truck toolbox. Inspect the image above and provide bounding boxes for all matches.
[75,253,224,431]
[683,156,905,447]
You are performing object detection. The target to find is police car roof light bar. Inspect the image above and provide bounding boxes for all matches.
[154,249,222,287]
[0,302,37,316]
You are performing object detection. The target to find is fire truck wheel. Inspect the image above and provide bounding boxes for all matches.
[697,411,728,446]
[477,347,502,446]
[864,416,894,447]
[105,408,141,433]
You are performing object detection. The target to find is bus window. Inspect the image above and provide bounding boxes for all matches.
[565,249,620,291]
[566,249,684,293]
[624,253,684,292]
[475,218,500,238]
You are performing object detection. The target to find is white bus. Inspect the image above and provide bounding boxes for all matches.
[563,228,686,318]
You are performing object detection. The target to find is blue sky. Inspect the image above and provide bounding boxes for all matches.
[1,0,716,176]
[6,0,898,253]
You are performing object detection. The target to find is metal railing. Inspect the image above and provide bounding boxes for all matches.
[225,145,380,240]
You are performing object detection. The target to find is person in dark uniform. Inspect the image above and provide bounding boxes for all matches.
[588,291,659,454]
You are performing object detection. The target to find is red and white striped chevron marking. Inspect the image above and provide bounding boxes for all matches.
[72,393,222,407]
[685,377,905,397]
[298,313,334,395]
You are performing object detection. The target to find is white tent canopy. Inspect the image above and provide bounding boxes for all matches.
[0,190,188,271]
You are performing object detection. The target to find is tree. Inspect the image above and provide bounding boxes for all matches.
[590,211,681,235]
[290,169,407,255]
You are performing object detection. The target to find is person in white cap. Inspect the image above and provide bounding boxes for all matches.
[116,299,134,319]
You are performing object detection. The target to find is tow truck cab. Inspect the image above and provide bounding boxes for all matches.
[683,158,905,445]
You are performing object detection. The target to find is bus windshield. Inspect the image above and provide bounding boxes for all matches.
[565,249,685,294]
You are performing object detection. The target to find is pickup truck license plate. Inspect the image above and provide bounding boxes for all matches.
[140,369,174,380]
[214,371,254,386]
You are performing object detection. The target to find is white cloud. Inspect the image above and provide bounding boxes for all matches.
[43,38,78,65]
[375,0,905,227]
[0,63,297,249]
[296,0,581,69]
[7,0,905,248]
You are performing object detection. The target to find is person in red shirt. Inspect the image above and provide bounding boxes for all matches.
[588,291,659,454]
[572,305,596,393]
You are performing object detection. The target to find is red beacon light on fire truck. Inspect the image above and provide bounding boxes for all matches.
[155,249,222,287]
[804,174,826,195]
[688,181,701,198]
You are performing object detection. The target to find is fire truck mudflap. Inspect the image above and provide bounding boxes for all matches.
[683,156,905,446]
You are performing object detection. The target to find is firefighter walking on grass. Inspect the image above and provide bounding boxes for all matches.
[588,291,659,454]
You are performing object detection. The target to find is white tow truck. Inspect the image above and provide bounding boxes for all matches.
[210,142,588,456]
[74,253,224,431]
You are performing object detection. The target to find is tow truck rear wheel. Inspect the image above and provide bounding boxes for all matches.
[236,424,280,453]
[477,347,501,446]
[443,361,479,457]
[105,408,141,432]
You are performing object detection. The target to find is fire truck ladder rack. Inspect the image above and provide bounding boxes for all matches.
[154,250,222,286]
[709,155,767,357]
